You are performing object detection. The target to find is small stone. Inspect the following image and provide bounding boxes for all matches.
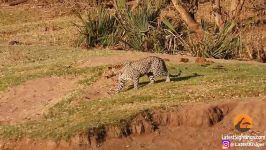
[8,40,20,45]
[179,57,189,63]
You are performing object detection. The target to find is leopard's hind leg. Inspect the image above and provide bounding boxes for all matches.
[147,72,155,84]
[133,77,139,89]
[166,73,170,82]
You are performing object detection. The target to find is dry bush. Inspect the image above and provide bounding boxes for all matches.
[245,26,266,63]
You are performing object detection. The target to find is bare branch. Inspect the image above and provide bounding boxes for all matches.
[129,0,140,11]
[230,0,246,20]
[211,0,225,31]
[171,0,204,34]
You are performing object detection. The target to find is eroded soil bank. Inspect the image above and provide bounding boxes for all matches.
[1,98,265,150]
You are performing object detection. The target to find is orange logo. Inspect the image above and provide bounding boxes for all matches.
[233,114,252,132]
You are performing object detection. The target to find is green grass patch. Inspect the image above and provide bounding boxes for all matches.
[0,45,121,66]
[0,65,105,91]
[0,45,121,91]
[0,63,265,140]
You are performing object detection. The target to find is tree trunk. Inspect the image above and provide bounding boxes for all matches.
[130,0,140,11]
[211,0,225,31]
[230,0,245,20]
[171,0,204,34]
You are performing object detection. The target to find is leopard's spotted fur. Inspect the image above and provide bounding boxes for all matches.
[105,56,180,92]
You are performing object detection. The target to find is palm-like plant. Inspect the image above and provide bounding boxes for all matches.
[114,0,161,50]
[188,22,242,59]
[76,7,117,47]
[163,19,242,59]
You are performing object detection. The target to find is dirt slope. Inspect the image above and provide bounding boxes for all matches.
[84,76,116,101]
[0,77,77,124]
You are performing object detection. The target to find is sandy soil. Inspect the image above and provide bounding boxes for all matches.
[0,77,77,124]
[84,76,116,101]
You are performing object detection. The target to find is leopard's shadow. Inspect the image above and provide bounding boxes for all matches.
[126,73,203,90]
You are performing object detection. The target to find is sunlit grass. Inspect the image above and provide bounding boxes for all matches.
[0,63,265,140]
[0,45,122,91]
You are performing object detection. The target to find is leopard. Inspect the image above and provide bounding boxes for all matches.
[104,56,181,93]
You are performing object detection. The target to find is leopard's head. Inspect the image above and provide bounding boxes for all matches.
[103,64,124,78]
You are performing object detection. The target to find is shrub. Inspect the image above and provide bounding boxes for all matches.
[76,0,171,51]
[166,21,243,59]
[245,28,266,63]
[161,18,187,54]
[114,0,162,50]
[75,7,118,47]
[76,0,242,60]
[189,22,242,59]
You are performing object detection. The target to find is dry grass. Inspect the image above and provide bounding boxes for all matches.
[0,8,40,26]
[0,5,95,47]
[244,25,266,62]
[197,0,264,23]
[0,13,80,46]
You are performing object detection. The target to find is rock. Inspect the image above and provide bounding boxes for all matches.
[8,40,20,45]
[195,57,214,64]
[8,0,28,6]
[179,57,189,63]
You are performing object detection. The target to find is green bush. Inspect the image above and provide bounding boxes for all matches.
[76,0,242,59]
[76,7,118,47]
[116,0,161,50]
[76,0,171,51]
[187,22,242,59]
[163,20,243,59]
